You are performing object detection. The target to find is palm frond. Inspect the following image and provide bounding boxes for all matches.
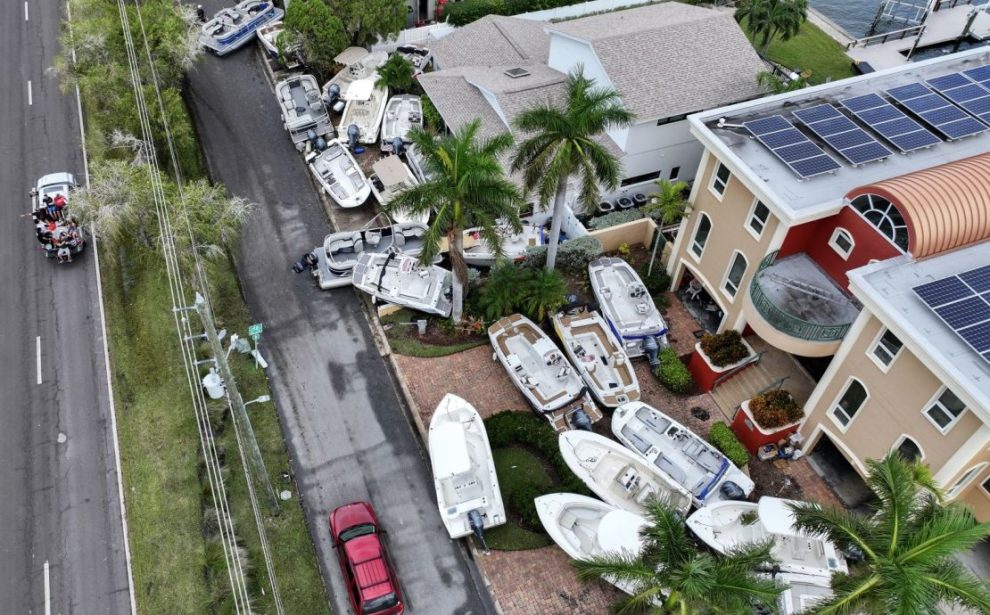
[804,575,880,615]
[788,502,878,560]
[897,505,990,565]
[922,558,990,613]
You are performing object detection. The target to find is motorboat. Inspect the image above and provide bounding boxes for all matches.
[428,394,505,547]
[380,95,423,152]
[405,143,434,184]
[199,0,282,56]
[686,497,849,578]
[612,402,755,507]
[588,257,669,360]
[535,493,648,595]
[488,314,602,432]
[307,140,371,208]
[322,49,388,111]
[393,44,431,75]
[257,20,301,68]
[768,572,833,614]
[462,219,543,268]
[313,218,430,289]
[369,156,427,224]
[551,310,640,408]
[352,252,452,317]
[559,431,692,516]
[339,79,389,145]
[275,75,333,151]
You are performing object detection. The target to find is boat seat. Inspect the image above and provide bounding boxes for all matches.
[559,510,578,529]
[691,473,715,495]
[636,303,649,314]
[621,427,652,454]
[352,239,364,254]
[365,230,382,247]
[655,454,687,485]
[556,366,570,379]
[393,233,406,247]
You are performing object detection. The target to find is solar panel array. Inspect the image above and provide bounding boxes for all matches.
[793,104,892,165]
[926,72,990,126]
[840,93,941,152]
[886,82,987,140]
[965,65,990,90]
[743,115,841,179]
[913,265,990,365]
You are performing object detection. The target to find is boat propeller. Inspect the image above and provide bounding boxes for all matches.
[467,509,490,555]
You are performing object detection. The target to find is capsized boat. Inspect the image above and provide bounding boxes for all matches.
[559,431,692,516]
[612,402,754,507]
[275,75,332,151]
[257,20,301,68]
[588,257,668,360]
[380,95,423,152]
[307,140,371,208]
[488,314,602,432]
[199,0,282,56]
[353,252,452,317]
[686,497,848,578]
[313,218,430,289]
[369,156,427,225]
[552,310,640,408]
[428,394,505,547]
[339,79,388,145]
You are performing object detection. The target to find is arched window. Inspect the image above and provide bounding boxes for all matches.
[946,463,988,499]
[722,251,748,298]
[690,214,712,259]
[851,194,909,251]
[829,228,855,259]
[892,435,923,462]
[831,378,868,429]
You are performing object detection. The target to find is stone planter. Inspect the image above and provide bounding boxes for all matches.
[731,399,802,455]
[687,339,756,392]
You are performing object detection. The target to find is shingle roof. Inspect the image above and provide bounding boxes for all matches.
[428,15,550,70]
[418,68,510,139]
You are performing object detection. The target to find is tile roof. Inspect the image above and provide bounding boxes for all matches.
[428,15,550,70]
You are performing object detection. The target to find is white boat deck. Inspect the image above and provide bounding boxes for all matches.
[354,254,451,316]
[340,81,388,144]
[554,312,639,408]
[309,142,369,207]
[381,95,423,148]
[502,327,582,408]
[323,51,388,99]
[590,257,667,341]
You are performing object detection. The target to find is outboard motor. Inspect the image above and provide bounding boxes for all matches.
[291,251,318,274]
[567,407,593,431]
[718,481,747,501]
[467,509,490,554]
[347,124,360,150]
[323,83,341,109]
[391,137,405,156]
[642,334,660,368]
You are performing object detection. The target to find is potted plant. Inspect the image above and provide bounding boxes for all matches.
[732,389,805,454]
[687,330,756,392]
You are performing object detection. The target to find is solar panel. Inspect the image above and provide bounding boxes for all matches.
[792,104,891,166]
[960,265,990,293]
[927,72,990,126]
[964,65,990,89]
[743,115,840,179]
[839,93,940,153]
[913,266,990,361]
[914,276,971,307]
[887,82,987,140]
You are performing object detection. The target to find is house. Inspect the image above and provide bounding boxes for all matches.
[420,3,767,195]
[665,46,990,519]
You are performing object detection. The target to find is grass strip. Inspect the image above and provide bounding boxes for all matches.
[756,21,857,84]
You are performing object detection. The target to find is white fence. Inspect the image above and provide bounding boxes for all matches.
[371,22,456,52]
[515,0,660,22]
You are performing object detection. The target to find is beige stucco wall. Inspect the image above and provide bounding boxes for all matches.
[588,217,658,252]
[957,447,990,521]
[670,154,781,332]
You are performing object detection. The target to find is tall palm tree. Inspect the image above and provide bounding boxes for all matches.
[573,499,783,614]
[511,69,634,271]
[735,0,808,55]
[385,120,523,323]
[644,178,690,226]
[790,454,990,614]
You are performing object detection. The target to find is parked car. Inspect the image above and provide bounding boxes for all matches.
[329,502,404,615]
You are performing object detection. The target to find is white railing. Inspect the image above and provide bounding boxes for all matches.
[371,22,456,52]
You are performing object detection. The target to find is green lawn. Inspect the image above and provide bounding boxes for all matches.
[753,21,857,84]
[486,446,554,550]
[381,308,486,357]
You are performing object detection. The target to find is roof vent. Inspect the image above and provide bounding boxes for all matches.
[504,67,530,79]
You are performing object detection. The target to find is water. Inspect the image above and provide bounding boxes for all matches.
[810,0,882,38]
[909,38,988,61]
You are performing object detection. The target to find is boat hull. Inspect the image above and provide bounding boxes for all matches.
[199,3,283,56]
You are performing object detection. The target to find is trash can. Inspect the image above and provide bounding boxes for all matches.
[202,367,225,399]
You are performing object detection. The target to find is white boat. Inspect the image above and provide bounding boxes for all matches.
[405,143,434,184]
[612,402,755,506]
[770,572,833,614]
[353,252,452,317]
[535,493,648,595]
[380,95,423,152]
[551,310,640,408]
[322,49,388,109]
[588,257,669,359]
[393,44,431,75]
[257,20,301,67]
[307,140,371,208]
[488,314,603,432]
[199,0,282,56]
[428,394,505,545]
[275,75,332,151]
[369,156,427,224]
[462,219,543,268]
[313,220,430,289]
[339,79,389,145]
[686,497,849,578]
[559,431,692,516]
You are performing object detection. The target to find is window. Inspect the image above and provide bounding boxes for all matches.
[722,252,748,298]
[656,114,689,127]
[851,194,909,251]
[620,169,663,187]
[670,166,680,180]
[892,435,923,462]
[924,387,966,432]
[690,214,712,259]
[747,200,771,238]
[981,475,990,497]
[870,328,903,370]
[831,379,867,428]
[710,162,731,197]
[829,228,854,259]
[946,463,987,499]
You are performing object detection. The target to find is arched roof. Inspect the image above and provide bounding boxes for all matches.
[846,153,990,259]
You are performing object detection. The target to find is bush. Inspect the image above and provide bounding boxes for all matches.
[444,0,508,25]
[748,389,804,429]
[588,208,644,230]
[519,235,603,273]
[508,482,546,530]
[485,412,590,496]
[420,93,444,133]
[639,263,671,295]
[479,265,567,322]
[708,422,750,467]
[654,348,693,394]
[700,330,751,367]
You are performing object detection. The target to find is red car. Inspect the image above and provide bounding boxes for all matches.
[329,502,404,615]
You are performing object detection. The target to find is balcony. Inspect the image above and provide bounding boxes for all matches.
[743,251,860,357]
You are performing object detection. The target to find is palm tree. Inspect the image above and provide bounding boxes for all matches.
[644,178,690,226]
[375,53,415,93]
[573,499,783,614]
[735,0,808,55]
[385,120,523,323]
[789,454,990,614]
[512,69,634,271]
[757,70,811,94]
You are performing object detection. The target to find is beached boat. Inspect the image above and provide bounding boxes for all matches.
[199,0,282,56]
[339,79,388,145]
[428,394,505,546]
[769,572,834,614]
[551,310,640,408]
[313,219,430,289]
[368,156,427,224]
[588,257,669,360]
[307,140,371,208]
[393,44,431,75]
[257,20,301,67]
[275,74,333,151]
[462,219,543,268]
[405,143,434,184]
[686,497,848,578]
[322,49,388,108]
[380,95,423,152]
[612,402,754,506]
[353,252,452,317]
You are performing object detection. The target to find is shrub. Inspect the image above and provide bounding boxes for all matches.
[748,389,804,429]
[700,330,751,367]
[444,0,508,25]
[588,208,644,230]
[420,93,444,133]
[708,422,750,467]
[521,268,568,321]
[479,265,567,321]
[639,263,671,295]
[654,347,693,394]
[508,482,546,530]
[484,412,590,497]
[519,235,603,273]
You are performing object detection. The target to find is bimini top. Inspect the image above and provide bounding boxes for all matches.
[847,153,990,259]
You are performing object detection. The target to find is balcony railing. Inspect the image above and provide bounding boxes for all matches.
[749,251,853,343]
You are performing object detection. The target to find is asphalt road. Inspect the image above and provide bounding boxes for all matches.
[185,24,497,615]
[0,1,131,614]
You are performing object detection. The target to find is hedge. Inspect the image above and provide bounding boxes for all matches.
[444,0,509,25]
[518,235,603,273]
[654,347,692,394]
[708,422,750,467]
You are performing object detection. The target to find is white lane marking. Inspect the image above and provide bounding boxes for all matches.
[36,336,42,384]
[24,1,29,21]
[27,80,32,106]
[44,560,50,615]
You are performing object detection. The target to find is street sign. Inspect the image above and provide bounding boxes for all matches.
[248,323,263,339]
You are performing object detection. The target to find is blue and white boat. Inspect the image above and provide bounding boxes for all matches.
[588,257,668,359]
[199,0,283,56]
